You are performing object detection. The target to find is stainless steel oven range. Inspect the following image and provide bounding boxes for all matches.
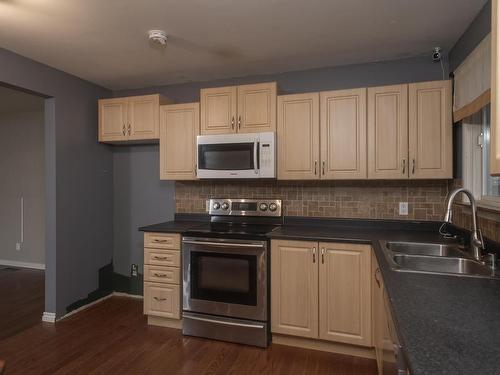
[182,198,282,348]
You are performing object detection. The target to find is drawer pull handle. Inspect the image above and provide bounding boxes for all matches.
[153,273,168,278]
[153,256,168,260]
[153,297,167,301]
[153,239,168,243]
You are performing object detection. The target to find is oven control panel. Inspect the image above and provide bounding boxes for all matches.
[209,198,282,217]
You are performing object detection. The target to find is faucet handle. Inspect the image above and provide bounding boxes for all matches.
[486,253,497,270]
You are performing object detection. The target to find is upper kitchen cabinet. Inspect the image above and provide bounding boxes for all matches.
[200,82,277,135]
[160,103,200,180]
[98,94,172,143]
[491,0,500,176]
[200,86,237,134]
[277,93,320,179]
[408,80,452,179]
[320,88,367,179]
[367,84,408,179]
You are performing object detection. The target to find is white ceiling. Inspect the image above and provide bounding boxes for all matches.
[0,86,44,114]
[0,0,488,90]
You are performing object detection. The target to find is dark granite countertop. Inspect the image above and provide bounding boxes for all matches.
[139,217,500,375]
[139,220,206,233]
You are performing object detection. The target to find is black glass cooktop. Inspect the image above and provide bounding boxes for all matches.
[184,222,281,240]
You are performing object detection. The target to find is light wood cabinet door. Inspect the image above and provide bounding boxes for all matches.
[98,98,128,142]
[277,93,320,179]
[271,240,319,338]
[160,103,199,180]
[127,95,161,141]
[237,82,277,133]
[408,80,452,179]
[319,242,371,347]
[367,84,408,179]
[372,254,392,374]
[144,282,180,319]
[200,86,237,134]
[320,88,367,179]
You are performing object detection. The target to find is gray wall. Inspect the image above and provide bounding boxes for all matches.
[0,48,113,317]
[116,55,449,101]
[113,146,175,276]
[449,0,491,72]
[111,55,449,280]
[0,110,45,266]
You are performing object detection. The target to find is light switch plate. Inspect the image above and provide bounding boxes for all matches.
[15,242,21,251]
[399,202,408,216]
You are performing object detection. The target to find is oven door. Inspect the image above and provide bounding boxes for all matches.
[182,237,267,321]
[196,135,260,179]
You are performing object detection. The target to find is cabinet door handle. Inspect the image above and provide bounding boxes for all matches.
[128,123,131,135]
[412,159,416,174]
[153,239,168,243]
[153,256,168,260]
[322,161,325,175]
[153,296,167,301]
[122,124,126,136]
[402,159,406,174]
[231,116,235,130]
[238,115,241,129]
[321,248,325,264]
[375,268,381,288]
[314,161,318,175]
[153,273,168,278]
[312,247,316,263]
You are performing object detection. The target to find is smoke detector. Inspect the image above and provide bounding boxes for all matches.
[148,30,168,46]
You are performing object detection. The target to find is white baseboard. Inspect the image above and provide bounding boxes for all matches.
[40,292,144,323]
[0,259,45,270]
[42,312,56,323]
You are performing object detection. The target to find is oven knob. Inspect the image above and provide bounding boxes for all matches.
[269,203,278,212]
[212,202,221,210]
[259,203,268,211]
[221,202,230,210]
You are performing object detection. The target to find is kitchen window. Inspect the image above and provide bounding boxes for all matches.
[461,104,500,209]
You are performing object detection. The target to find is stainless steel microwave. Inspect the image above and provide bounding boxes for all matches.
[196,132,276,179]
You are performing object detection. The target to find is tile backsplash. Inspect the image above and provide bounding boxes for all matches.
[175,180,450,221]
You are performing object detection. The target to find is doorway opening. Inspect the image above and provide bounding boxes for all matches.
[0,85,46,340]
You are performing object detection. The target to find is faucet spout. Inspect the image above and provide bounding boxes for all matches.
[443,188,485,261]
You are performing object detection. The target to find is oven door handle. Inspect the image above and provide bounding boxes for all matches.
[184,314,265,329]
[183,240,265,248]
[253,138,258,175]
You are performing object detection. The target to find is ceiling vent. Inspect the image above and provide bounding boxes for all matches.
[148,30,168,46]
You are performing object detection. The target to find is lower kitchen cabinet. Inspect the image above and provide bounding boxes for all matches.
[143,232,182,328]
[271,240,319,338]
[144,282,181,319]
[271,239,372,348]
[319,242,372,346]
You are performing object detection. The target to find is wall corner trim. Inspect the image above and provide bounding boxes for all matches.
[41,312,56,323]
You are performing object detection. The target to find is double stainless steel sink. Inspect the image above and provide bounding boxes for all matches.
[381,241,499,279]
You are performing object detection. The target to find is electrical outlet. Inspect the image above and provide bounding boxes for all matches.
[399,202,409,216]
[131,264,138,277]
[15,242,21,251]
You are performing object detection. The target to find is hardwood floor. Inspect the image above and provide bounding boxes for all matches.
[0,297,377,375]
[0,267,44,341]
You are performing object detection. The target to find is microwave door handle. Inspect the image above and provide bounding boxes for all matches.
[253,139,258,175]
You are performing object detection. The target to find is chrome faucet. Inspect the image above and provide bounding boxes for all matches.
[443,188,485,261]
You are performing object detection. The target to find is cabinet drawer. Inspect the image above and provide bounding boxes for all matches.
[144,282,180,319]
[144,232,180,250]
[144,265,180,284]
[144,248,181,267]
